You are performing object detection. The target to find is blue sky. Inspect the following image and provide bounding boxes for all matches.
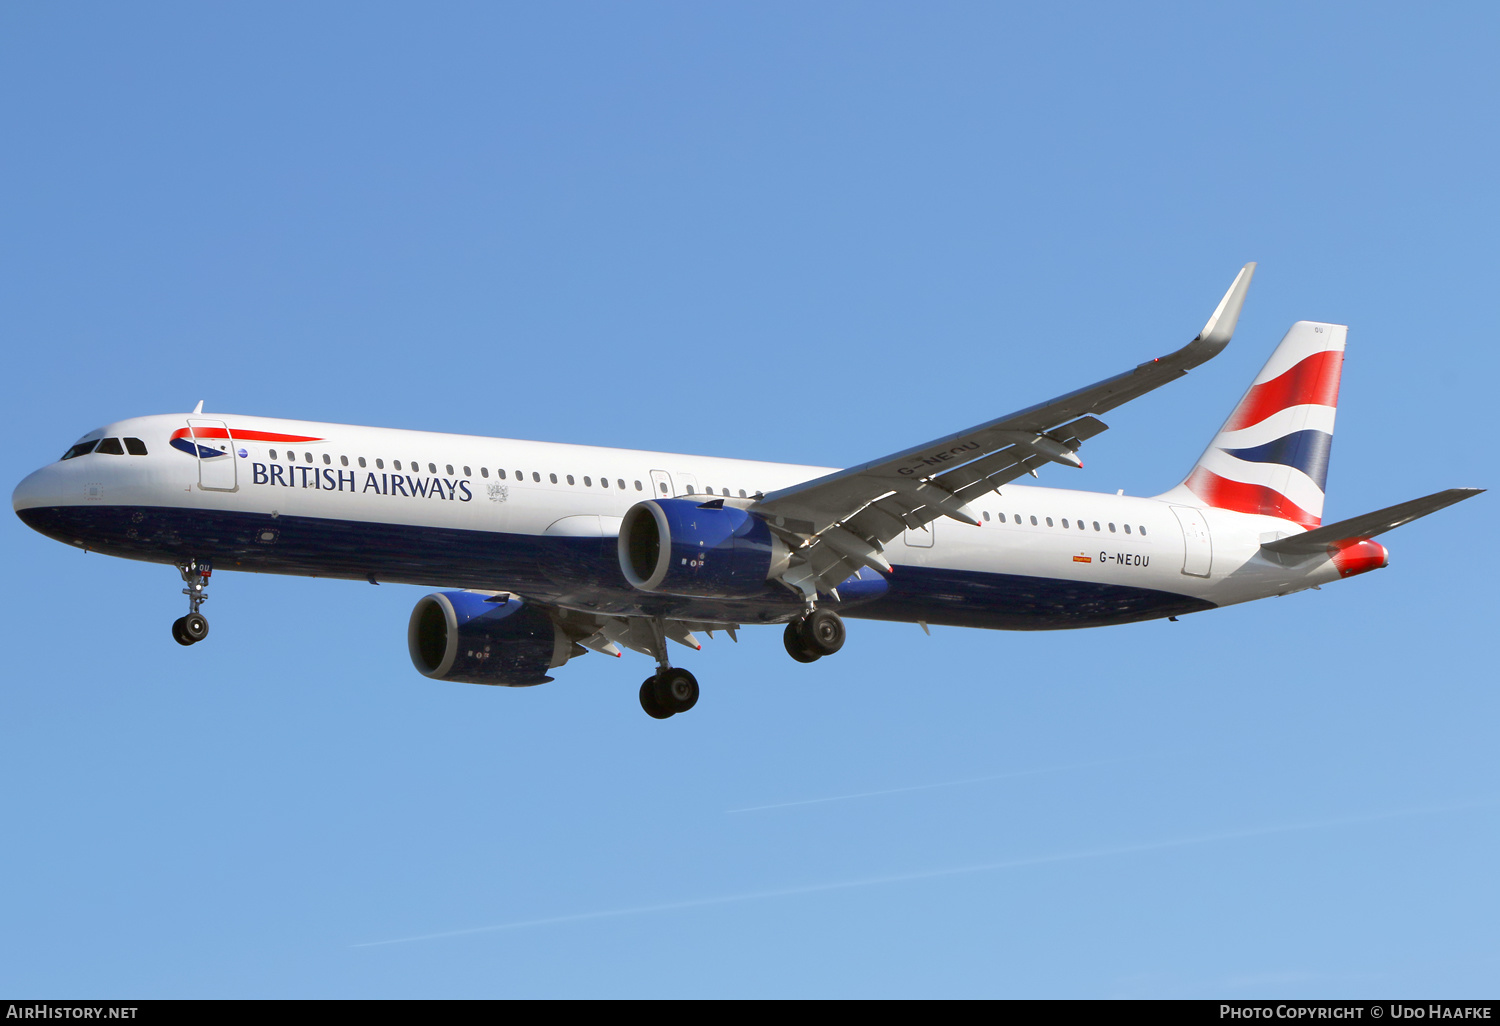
[2,3,1496,997]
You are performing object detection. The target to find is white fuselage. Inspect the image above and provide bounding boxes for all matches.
[13,412,1348,629]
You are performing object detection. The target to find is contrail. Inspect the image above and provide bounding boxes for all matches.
[724,757,1131,814]
[352,798,1494,949]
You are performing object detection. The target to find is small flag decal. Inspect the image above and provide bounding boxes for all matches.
[1073,554,1092,563]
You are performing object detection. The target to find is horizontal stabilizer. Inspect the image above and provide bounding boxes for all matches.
[1261,487,1483,556]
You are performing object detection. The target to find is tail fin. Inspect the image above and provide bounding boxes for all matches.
[1164,321,1346,528]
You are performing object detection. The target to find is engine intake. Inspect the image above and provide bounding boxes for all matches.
[408,591,575,686]
[619,498,789,599]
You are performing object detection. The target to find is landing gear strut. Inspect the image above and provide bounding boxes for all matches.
[783,609,845,663]
[171,558,212,647]
[637,618,700,719]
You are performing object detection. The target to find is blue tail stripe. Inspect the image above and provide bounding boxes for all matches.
[1221,429,1333,491]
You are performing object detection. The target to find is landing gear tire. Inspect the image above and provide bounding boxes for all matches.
[802,609,845,656]
[173,613,209,646]
[181,613,209,644]
[784,622,821,663]
[653,668,699,714]
[639,678,674,719]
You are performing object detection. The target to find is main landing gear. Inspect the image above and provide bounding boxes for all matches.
[639,667,700,720]
[637,617,701,720]
[783,609,845,663]
[171,558,212,647]
[786,609,846,666]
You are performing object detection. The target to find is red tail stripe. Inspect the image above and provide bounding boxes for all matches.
[171,428,324,443]
[1185,467,1321,528]
[1224,349,1344,432]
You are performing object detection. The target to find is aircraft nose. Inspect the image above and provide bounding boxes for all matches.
[13,463,65,518]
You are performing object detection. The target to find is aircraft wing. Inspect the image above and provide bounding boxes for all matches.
[751,263,1257,597]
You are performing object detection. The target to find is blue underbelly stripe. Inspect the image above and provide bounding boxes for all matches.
[16,504,1214,629]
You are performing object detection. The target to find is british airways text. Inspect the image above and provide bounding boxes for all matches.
[250,463,473,501]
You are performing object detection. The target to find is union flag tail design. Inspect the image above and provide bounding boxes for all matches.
[1173,321,1346,528]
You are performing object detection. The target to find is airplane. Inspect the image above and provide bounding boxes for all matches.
[11,264,1482,719]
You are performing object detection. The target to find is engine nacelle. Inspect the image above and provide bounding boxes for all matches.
[407,591,575,686]
[619,498,790,599]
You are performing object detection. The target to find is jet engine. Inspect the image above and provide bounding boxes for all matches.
[407,591,578,686]
[618,498,790,599]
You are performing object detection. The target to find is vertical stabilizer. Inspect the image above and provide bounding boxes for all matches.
[1161,321,1346,528]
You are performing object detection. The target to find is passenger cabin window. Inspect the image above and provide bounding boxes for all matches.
[446,465,453,475]
[997,513,1006,523]
[1139,526,1147,536]
[1061,519,1069,528]
[62,441,98,460]
[268,448,279,460]
[1029,515,1038,526]
[394,461,403,470]
[1109,523,1116,533]
[358,457,366,468]
[983,511,991,522]
[430,463,437,474]
[549,473,558,484]
[480,467,488,478]
[340,455,348,466]
[618,480,626,490]
[376,459,384,469]
[1093,521,1101,531]
[601,477,610,489]
[532,472,540,482]
[96,438,124,455]
[685,485,694,495]
[463,466,470,477]
[124,438,147,455]
[1124,524,1131,534]
[583,476,591,487]
[323,454,331,465]
[659,482,668,494]
[567,475,575,485]
[497,469,506,479]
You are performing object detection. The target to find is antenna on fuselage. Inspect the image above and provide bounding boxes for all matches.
[192,400,204,414]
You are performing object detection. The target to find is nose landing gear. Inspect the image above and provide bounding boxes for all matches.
[171,559,212,646]
[783,608,845,663]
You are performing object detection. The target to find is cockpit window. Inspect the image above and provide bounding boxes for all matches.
[124,437,148,456]
[61,440,99,460]
[95,438,125,455]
